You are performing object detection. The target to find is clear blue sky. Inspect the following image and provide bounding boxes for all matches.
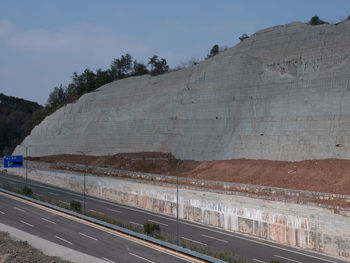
[1,0,350,104]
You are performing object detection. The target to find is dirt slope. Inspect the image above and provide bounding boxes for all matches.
[29,153,350,195]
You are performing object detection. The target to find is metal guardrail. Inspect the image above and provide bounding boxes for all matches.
[0,187,226,263]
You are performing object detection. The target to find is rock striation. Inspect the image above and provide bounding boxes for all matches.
[14,21,350,161]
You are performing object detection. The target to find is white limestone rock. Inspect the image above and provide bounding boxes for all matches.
[14,21,350,161]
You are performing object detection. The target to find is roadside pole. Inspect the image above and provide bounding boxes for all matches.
[25,146,28,186]
[176,160,181,247]
[83,159,86,214]
[177,172,179,246]
[18,145,28,186]
[76,150,91,215]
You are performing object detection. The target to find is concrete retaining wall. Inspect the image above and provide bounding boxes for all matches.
[7,166,350,260]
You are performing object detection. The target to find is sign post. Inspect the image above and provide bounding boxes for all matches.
[4,156,23,168]
[4,155,26,185]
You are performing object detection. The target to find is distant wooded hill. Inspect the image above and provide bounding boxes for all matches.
[0,93,42,156]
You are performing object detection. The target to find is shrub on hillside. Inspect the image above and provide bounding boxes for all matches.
[308,16,329,25]
[143,222,160,235]
[22,186,33,197]
[70,200,82,212]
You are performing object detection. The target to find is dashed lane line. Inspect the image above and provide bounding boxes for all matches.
[79,232,98,241]
[13,206,25,212]
[106,208,122,213]
[20,220,34,228]
[59,200,69,205]
[48,192,59,196]
[41,217,56,225]
[148,219,168,226]
[274,255,303,263]
[55,235,73,245]
[102,257,115,263]
[201,234,228,243]
[89,209,105,215]
[129,221,143,227]
[129,253,155,263]
[181,237,208,246]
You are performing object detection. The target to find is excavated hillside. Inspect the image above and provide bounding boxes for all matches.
[30,153,350,195]
[14,21,350,163]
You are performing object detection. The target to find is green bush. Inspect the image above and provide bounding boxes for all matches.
[143,222,160,235]
[270,260,280,263]
[22,186,33,197]
[70,200,82,212]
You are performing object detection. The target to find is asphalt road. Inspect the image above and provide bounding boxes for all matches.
[0,193,194,263]
[0,172,347,263]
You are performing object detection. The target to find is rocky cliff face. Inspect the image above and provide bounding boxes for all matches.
[14,21,350,161]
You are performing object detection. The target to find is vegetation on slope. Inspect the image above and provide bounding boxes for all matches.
[0,93,42,156]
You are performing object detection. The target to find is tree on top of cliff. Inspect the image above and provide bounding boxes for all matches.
[206,44,219,59]
[111,54,150,79]
[148,55,169,75]
[132,60,149,76]
[111,53,133,80]
[308,15,329,25]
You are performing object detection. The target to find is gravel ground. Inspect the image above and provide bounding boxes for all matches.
[0,231,71,263]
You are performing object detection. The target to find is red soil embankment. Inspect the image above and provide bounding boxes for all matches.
[29,153,350,195]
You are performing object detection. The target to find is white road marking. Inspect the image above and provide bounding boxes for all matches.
[41,217,56,225]
[148,219,168,226]
[106,208,122,213]
[79,232,97,241]
[129,252,155,263]
[55,235,72,245]
[20,220,34,228]
[13,206,25,212]
[0,210,5,214]
[253,259,266,263]
[181,237,208,246]
[129,221,143,227]
[89,209,104,215]
[48,192,59,196]
[102,257,115,263]
[274,255,303,263]
[59,200,69,205]
[201,234,228,243]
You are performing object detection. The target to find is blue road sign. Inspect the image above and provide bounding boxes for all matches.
[4,155,23,168]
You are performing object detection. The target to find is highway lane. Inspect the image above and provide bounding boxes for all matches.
[0,193,195,263]
[0,172,346,263]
